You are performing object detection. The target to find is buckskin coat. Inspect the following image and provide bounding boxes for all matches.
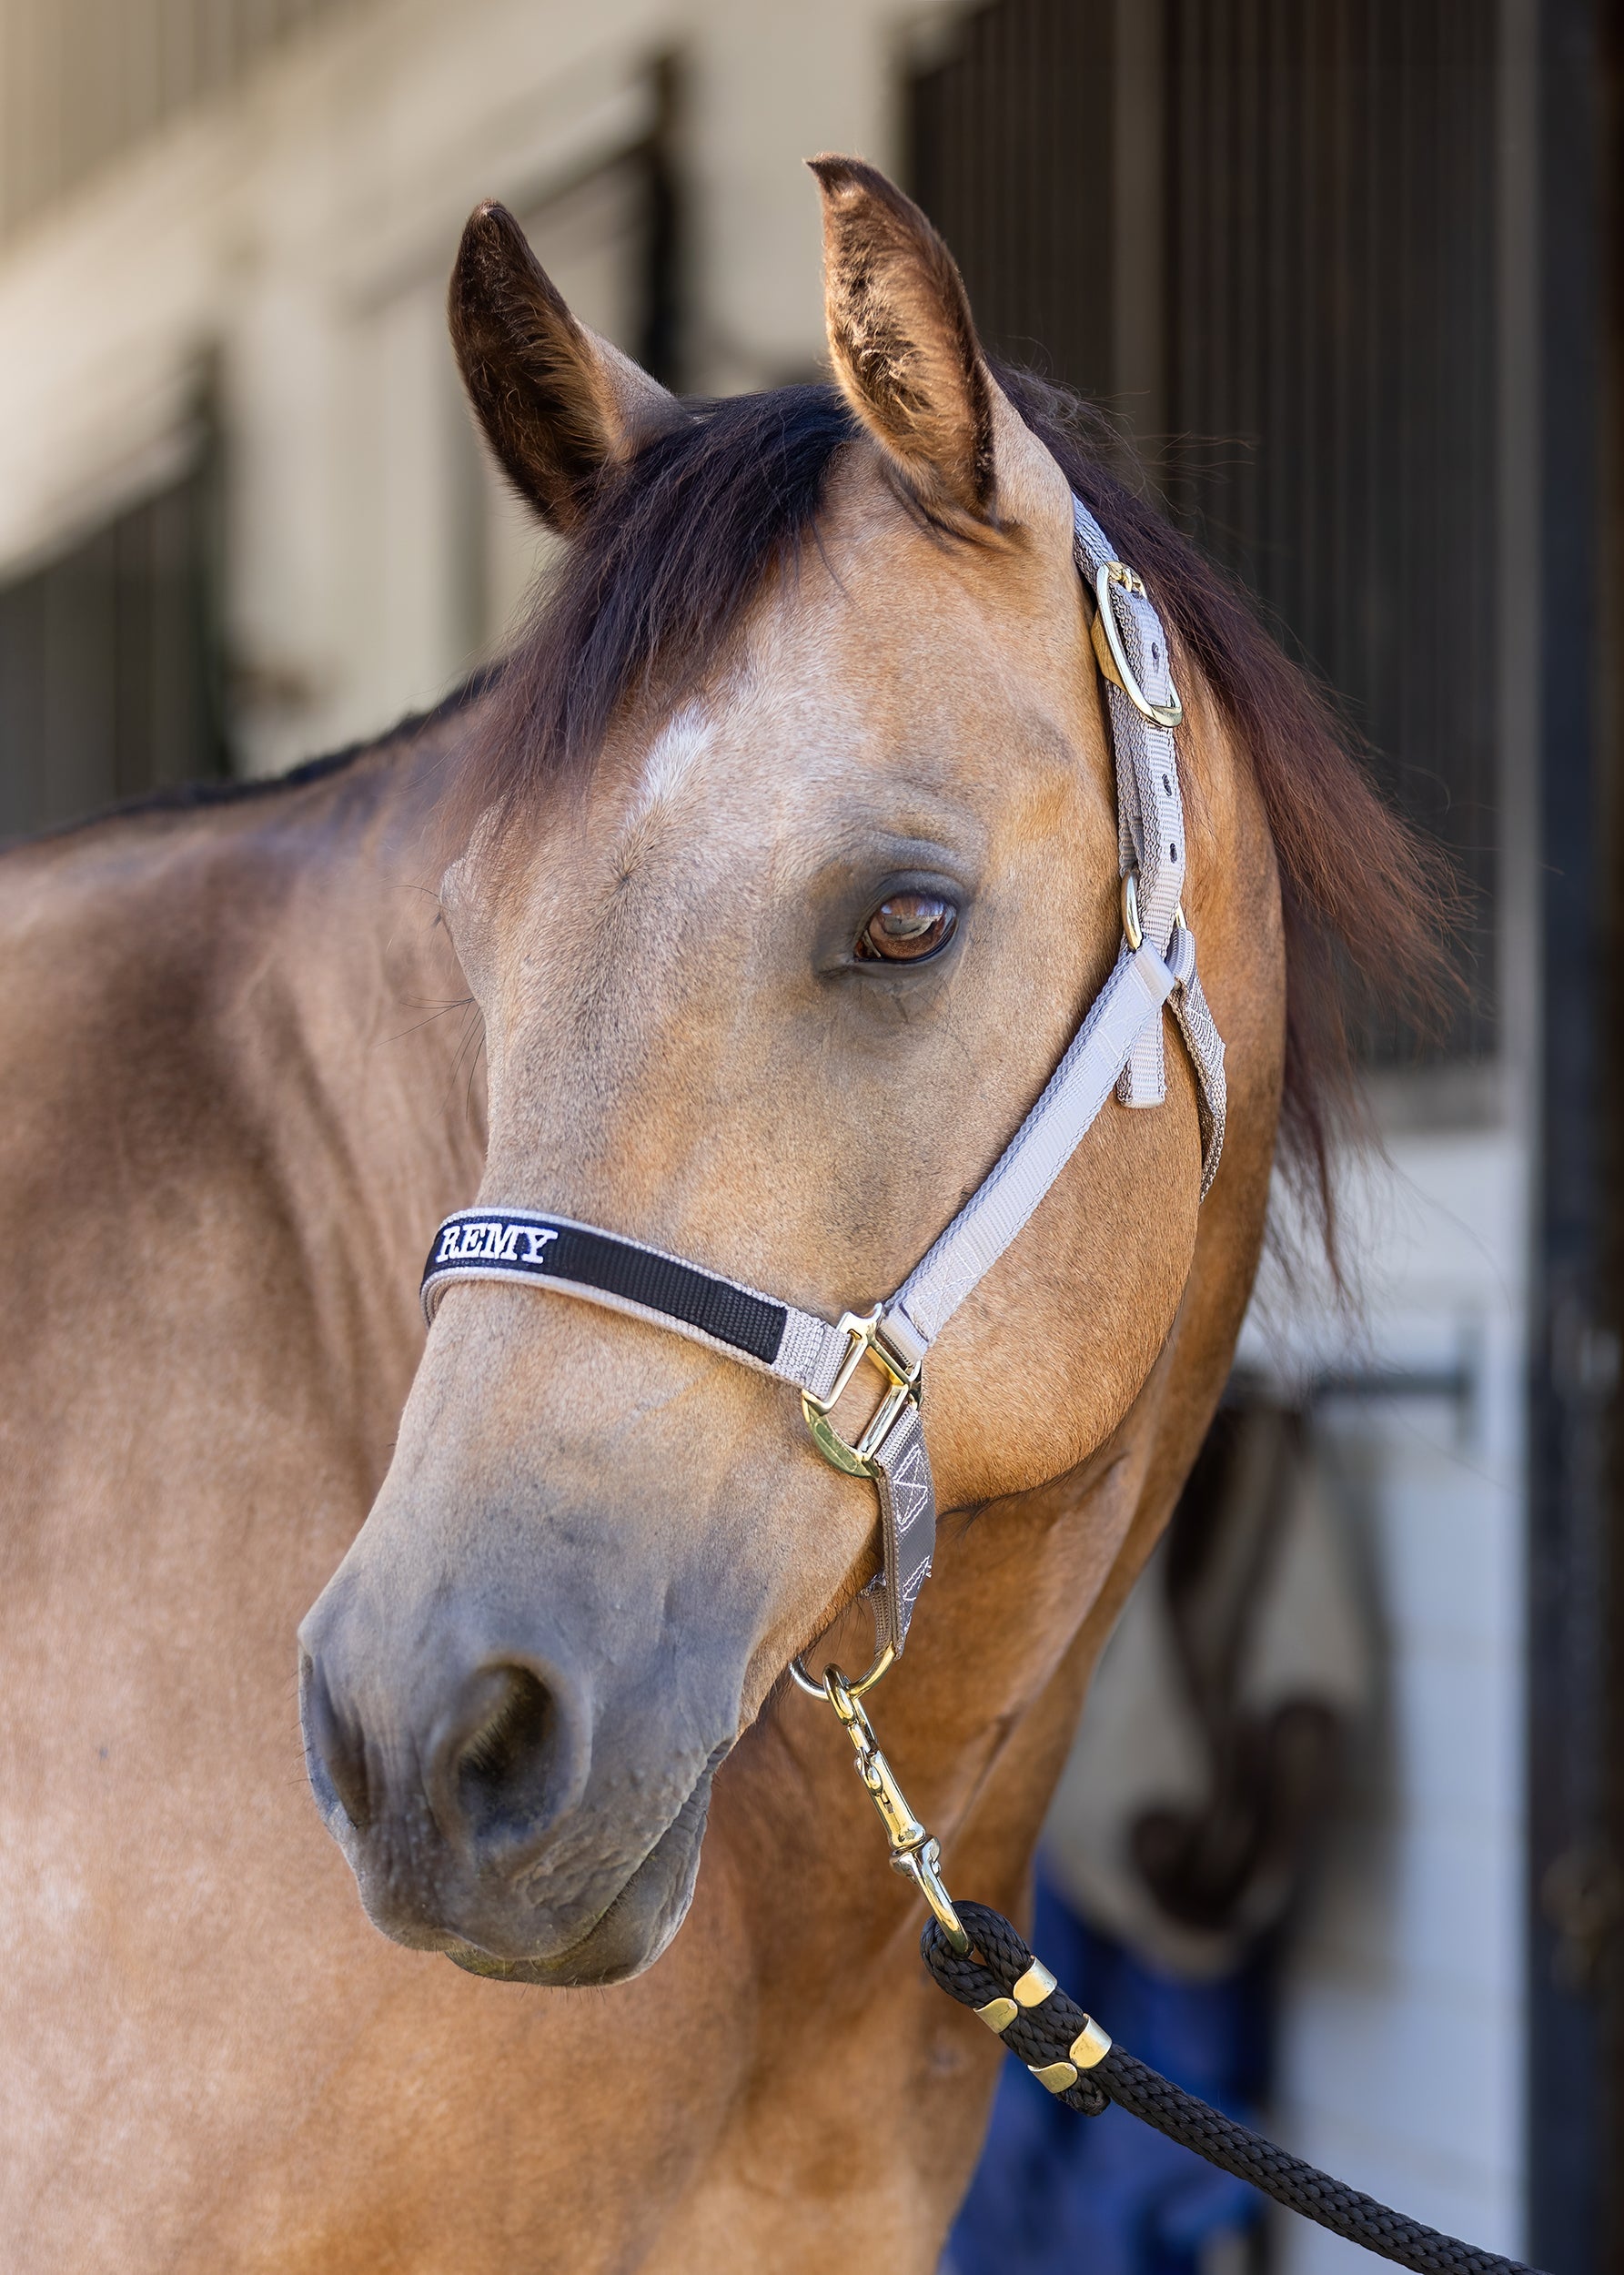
[0,159,1446,2270]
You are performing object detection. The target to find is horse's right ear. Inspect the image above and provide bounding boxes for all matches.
[809,156,994,525]
[449,202,690,531]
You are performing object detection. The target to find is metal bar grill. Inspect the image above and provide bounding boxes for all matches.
[1163,0,1499,1058]
[0,452,226,838]
[913,0,1500,1063]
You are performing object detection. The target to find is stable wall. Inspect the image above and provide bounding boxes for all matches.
[0,0,908,774]
[1243,1126,1529,2270]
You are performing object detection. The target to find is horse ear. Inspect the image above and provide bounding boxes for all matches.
[808,156,995,523]
[449,201,690,531]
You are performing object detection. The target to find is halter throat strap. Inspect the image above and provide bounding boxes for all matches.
[419,496,1226,1670]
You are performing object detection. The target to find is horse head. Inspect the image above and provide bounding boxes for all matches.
[298,160,1287,1985]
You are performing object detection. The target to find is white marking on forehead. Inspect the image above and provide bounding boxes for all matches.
[627,702,714,825]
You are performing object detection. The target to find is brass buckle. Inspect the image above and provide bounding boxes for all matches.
[1092,561,1184,729]
[800,1307,923,1482]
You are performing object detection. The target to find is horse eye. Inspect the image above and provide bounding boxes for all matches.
[854,893,958,963]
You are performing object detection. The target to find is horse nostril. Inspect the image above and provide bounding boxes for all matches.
[299,1647,370,1832]
[428,1663,565,1866]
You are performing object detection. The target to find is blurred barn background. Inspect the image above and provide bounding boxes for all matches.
[0,3,1618,2270]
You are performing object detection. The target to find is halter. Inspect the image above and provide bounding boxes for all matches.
[421,496,1226,1694]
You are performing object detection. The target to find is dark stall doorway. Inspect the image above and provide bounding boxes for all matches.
[911,0,1499,1064]
[0,453,226,841]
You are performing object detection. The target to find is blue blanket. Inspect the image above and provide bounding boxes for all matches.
[944,1873,1275,2275]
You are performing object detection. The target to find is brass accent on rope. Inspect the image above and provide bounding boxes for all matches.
[917,1897,1544,2274]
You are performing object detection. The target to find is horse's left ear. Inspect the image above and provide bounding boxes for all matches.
[808,156,996,523]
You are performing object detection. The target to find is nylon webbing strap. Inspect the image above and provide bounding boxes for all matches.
[877,508,1225,1359]
[422,1209,849,1403]
[871,1398,934,1645]
[418,491,1226,1663]
[1071,495,1226,1186]
[420,1208,932,1659]
[887,939,1175,1349]
[1072,496,1187,1108]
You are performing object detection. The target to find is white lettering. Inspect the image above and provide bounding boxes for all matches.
[435,1218,560,1268]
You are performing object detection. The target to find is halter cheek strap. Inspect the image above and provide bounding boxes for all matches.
[420,497,1226,1679]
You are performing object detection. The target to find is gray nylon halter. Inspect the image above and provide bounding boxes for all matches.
[421,495,1226,1688]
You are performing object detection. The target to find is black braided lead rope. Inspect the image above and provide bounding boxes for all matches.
[923,1903,1541,2275]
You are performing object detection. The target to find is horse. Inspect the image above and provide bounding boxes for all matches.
[0,158,1445,2270]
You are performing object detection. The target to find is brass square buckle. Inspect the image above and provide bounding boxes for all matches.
[801,1307,923,1480]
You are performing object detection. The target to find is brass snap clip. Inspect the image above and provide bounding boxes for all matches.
[801,1306,923,1481]
[820,1663,969,1954]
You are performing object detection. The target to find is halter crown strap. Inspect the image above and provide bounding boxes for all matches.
[419,497,1225,1667]
[883,502,1227,1359]
[1072,498,1226,1175]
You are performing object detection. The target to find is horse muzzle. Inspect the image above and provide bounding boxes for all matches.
[297,1578,726,1985]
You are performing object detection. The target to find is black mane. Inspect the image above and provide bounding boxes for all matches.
[459,384,861,826]
[18,367,1454,1259]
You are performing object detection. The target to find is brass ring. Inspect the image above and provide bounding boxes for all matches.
[1122,872,1187,951]
[1121,869,1143,950]
[789,1640,896,1701]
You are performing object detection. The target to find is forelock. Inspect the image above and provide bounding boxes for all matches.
[452,386,860,836]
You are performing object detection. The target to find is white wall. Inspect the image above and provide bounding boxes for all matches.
[1245,1126,1528,2269]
